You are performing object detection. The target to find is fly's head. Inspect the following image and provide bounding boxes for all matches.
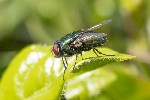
[52,41,61,58]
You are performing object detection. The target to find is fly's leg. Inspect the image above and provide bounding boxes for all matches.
[73,54,78,70]
[62,57,68,80]
[93,48,106,56]
[92,40,99,57]
[80,52,83,60]
[93,48,99,57]
[93,48,115,56]
[64,57,68,66]
[72,48,82,70]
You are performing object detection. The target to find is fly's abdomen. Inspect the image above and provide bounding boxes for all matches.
[72,32,107,50]
[82,37,107,51]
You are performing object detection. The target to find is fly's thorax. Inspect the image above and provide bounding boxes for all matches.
[54,30,83,55]
[59,30,83,44]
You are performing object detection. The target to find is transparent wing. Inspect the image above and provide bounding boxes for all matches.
[85,19,112,31]
[72,32,107,45]
[77,32,107,42]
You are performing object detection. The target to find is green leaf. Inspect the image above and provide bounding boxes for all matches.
[0,44,135,100]
[65,67,150,100]
[0,45,64,100]
[65,47,135,79]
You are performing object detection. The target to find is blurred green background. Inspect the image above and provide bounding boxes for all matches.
[0,0,150,95]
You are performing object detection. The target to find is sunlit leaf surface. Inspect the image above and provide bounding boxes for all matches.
[1,44,148,100]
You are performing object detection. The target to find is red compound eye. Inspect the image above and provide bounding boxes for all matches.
[52,43,60,55]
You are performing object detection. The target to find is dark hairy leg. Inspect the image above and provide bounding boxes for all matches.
[62,57,67,80]
[93,48,115,56]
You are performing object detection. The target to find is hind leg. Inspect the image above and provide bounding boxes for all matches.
[93,48,115,56]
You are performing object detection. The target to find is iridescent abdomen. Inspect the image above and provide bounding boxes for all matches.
[71,32,107,51]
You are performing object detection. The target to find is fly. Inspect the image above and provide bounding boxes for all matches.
[52,19,113,80]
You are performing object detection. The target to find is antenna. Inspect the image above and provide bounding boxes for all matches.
[86,19,112,31]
